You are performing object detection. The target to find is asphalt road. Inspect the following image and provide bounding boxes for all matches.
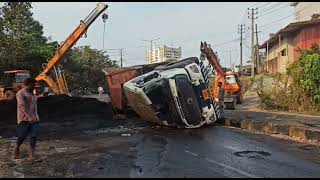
[3,122,320,178]
[128,125,320,178]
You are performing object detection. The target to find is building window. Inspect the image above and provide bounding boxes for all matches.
[281,49,287,56]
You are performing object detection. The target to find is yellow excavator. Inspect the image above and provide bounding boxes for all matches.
[0,3,108,100]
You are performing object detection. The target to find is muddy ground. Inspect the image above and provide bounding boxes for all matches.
[0,115,150,178]
[0,95,151,177]
[1,119,320,178]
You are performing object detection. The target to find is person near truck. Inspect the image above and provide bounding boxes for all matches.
[14,78,40,161]
[234,66,240,76]
[98,86,104,99]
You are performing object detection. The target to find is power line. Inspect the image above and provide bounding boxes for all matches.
[258,5,313,36]
[259,4,310,28]
[259,2,290,17]
[213,38,239,47]
[259,2,283,12]
[248,2,263,8]
[162,30,238,45]
[259,14,293,28]
[106,48,124,67]
[142,38,160,51]
[252,2,271,9]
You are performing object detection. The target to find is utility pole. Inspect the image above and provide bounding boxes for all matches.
[248,8,258,77]
[238,24,245,68]
[120,48,123,68]
[142,38,160,63]
[106,48,124,67]
[102,13,108,50]
[255,23,261,73]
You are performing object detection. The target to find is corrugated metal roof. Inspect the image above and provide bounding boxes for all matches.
[260,19,320,48]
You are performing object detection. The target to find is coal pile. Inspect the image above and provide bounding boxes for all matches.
[37,95,113,121]
[0,95,114,137]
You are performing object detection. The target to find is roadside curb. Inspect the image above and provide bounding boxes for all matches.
[221,118,320,144]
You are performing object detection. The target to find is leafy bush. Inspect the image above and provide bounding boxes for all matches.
[287,44,320,103]
[256,43,320,113]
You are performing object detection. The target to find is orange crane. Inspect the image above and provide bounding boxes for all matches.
[35,3,108,95]
[0,3,108,100]
[200,41,243,110]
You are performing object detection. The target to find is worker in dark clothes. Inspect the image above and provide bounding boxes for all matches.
[14,78,41,161]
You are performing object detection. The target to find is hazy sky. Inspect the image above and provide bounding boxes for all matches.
[31,2,293,67]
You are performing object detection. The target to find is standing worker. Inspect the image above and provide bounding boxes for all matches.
[234,65,240,76]
[14,78,40,161]
[98,86,104,99]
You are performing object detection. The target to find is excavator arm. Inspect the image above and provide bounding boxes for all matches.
[200,41,243,109]
[200,41,224,76]
[35,3,108,95]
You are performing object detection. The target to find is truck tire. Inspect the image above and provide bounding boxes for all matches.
[175,74,202,126]
[4,90,16,100]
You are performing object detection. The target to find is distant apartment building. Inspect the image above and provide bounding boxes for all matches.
[259,19,320,74]
[291,2,320,22]
[146,45,182,64]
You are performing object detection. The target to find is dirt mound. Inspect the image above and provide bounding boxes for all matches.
[0,95,114,137]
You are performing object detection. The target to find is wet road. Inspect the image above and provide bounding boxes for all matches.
[128,125,320,178]
[3,122,320,178]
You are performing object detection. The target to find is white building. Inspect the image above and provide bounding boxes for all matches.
[146,45,182,64]
[291,2,320,22]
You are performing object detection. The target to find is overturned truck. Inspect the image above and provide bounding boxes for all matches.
[123,57,223,128]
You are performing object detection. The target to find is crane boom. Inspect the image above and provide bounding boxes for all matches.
[35,3,108,94]
[200,41,224,76]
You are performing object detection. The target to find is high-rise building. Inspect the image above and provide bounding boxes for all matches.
[146,45,182,64]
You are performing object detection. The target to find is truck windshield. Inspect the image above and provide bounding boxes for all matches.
[15,73,30,83]
[226,75,236,84]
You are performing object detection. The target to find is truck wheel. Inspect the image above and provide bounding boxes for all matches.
[225,99,236,110]
[4,90,16,100]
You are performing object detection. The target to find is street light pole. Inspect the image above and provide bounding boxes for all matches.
[102,13,108,50]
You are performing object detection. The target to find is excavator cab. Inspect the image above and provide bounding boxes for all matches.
[200,41,243,110]
[0,70,31,100]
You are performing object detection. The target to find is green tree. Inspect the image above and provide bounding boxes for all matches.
[0,2,54,75]
[62,45,118,95]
